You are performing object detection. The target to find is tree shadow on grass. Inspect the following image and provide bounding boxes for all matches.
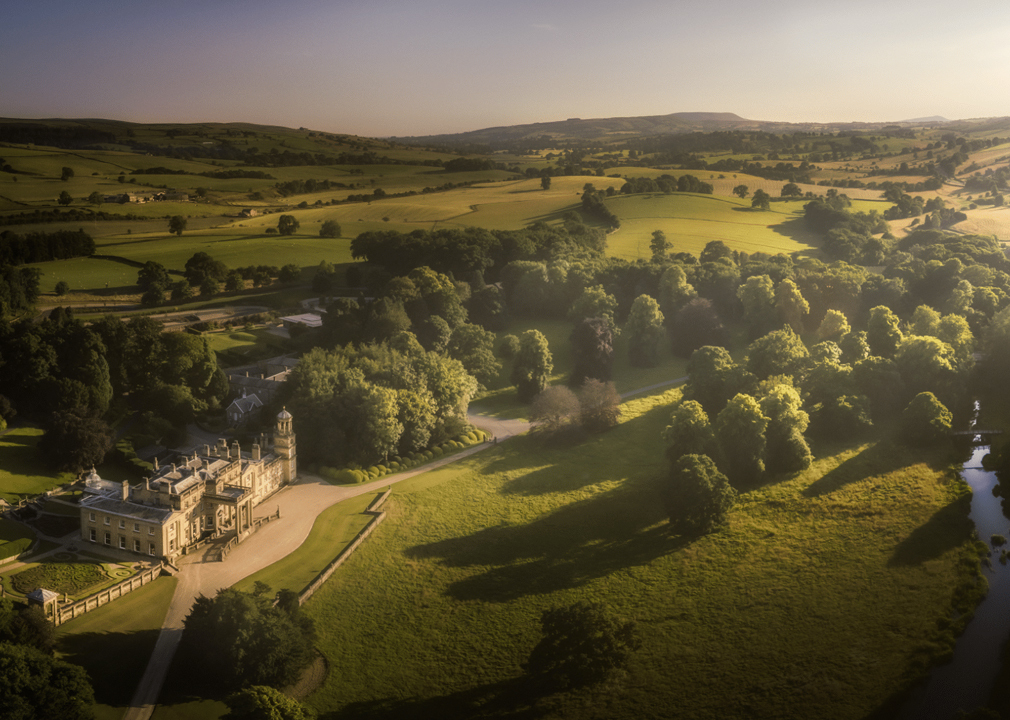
[406,481,688,603]
[888,494,974,567]
[58,629,161,707]
[803,441,936,498]
[321,675,555,720]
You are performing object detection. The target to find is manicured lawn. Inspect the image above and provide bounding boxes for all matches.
[0,424,68,504]
[301,388,979,720]
[57,576,178,717]
[0,518,35,560]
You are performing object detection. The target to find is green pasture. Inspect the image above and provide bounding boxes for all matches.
[0,425,67,504]
[57,575,178,719]
[204,327,291,367]
[232,491,376,595]
[605,192,821,260]
[31,256,146,295]
[0,519,35,561]
[302,388,978,720]
[93,229,355,275]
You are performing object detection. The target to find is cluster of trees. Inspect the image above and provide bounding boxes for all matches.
[138,253,300,306]
[705,158,815,183]
[285,336,479,467]
[351,222,606,280]
[0,229,95,266]
[0,597,94,720]
[660,282,997,534]
[529,380,621,442]
[580,184,620,228]
[0,310,228,472]
[273,177,345,196]
[180,584,316,696]
[618,174,714,195]
[0,264,41,318]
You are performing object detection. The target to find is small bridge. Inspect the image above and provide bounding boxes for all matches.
[951,430,1004,437]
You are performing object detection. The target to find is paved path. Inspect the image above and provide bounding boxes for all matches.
[122,411,529,720]
[121,379,676,719]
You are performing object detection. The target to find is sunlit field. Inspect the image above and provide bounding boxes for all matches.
[604,193,820,260]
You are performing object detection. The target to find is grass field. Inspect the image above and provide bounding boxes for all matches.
[300,388,978,720]
[57,575,178,720]
[604,193,821,260]
[203,327,292,367]
[0,425,68,504]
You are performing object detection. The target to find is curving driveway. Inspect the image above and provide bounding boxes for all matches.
[122,379,681,719]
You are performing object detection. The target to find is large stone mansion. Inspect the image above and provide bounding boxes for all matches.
[79,410,296,562]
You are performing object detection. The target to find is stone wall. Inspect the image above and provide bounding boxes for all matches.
[55,563,164,626]
[297,490,390,605]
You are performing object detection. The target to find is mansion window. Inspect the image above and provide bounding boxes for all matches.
[104,532,111,545]
[149,543,155,556]
[119,537,126,549]
[104,517,110,525]
[134,539,141,552]
[89,512,95,522]
[119,519,125,529]
[89,528,96,542]
[148,526,155,535]
[134,523,140,532]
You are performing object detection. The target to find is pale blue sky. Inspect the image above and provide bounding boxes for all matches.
[3,0,1010,137]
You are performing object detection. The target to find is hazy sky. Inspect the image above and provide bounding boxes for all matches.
[4,0,1010,137]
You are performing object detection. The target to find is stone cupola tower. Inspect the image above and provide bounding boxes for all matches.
[274,408,296,481]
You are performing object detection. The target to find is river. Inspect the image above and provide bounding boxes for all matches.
[898,438,1010,719]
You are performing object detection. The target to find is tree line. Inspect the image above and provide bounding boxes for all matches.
[0,229,95,266]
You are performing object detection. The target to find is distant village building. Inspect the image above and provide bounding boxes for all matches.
[226,391,263,427]
[280,313,323,330]
[239,208,258,217]
[79,410,296,562]
[226,355,298,405]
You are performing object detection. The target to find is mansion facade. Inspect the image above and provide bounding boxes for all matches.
[79,410,296,562]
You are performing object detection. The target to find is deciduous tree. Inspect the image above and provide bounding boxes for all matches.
[649,230,670,262]
[751,189,771,210]
[569,316,614,386]
[578,379,621,433]
[900,392,952,446]
[319,220,341,238]
[511,329,553,402]
[665,453,736,536]
[277,214,300,236]
[0,642,95,720]
[624,294,665,367]
[524,602,640,691]
[714,393,768,485]
[663,400,715,465]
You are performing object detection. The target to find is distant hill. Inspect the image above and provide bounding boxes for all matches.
[394,111,977,149]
